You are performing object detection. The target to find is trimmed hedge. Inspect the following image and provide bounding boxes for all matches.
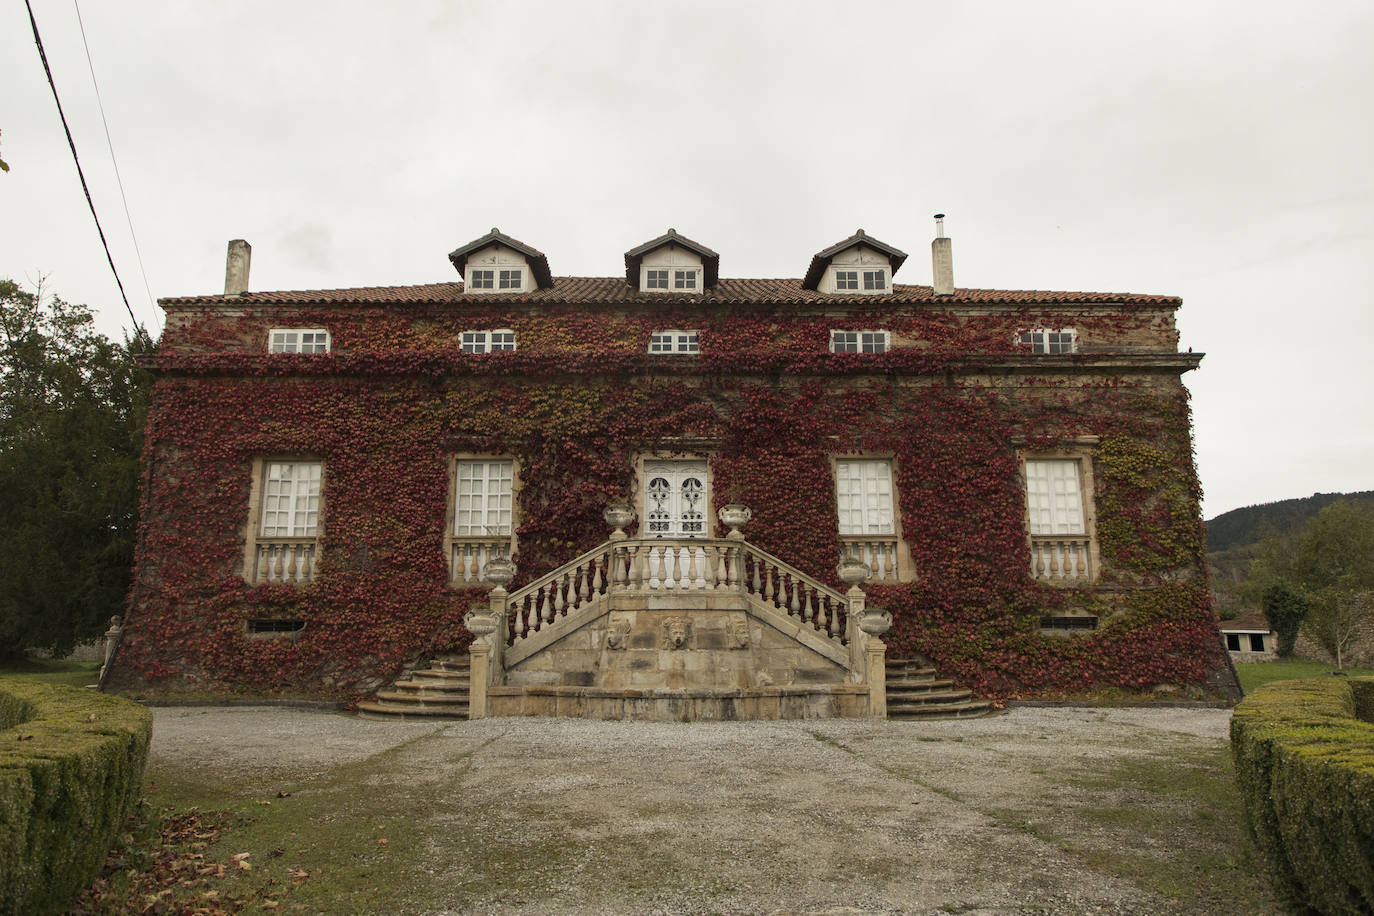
[1231,677,1374,915]
[0,678,152,916]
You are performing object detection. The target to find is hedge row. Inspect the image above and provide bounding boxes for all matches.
[0,678,152,916]
[1231,677,1374,915]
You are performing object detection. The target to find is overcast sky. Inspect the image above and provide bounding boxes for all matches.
[3,1,1371,519]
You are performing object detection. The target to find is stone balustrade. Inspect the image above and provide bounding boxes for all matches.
[840,537,901,584]
[449,538,512,585]
[1029,535,1092,582]
[253,539,316,584]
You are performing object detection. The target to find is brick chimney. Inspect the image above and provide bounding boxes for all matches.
[931,214,953,296]
[224,239,251,295]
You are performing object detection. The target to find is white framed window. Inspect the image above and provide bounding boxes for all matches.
[269,329,330,354]
[830,330,890,354]
[641,266,701,293]
[835,270,859,290]
[498,269,523,289]
[862,269,887,291]
[469,269,495,290]
[646,269,669,289]
[461,329,517,353]
[1019,328,1077,354]
[261,461,322,537]
[673,269,698,290]
[831,267,888,294]
[835,460,895,536]
[454,459,514,536]
[1024,459,1085,535]
[649,330,699,354]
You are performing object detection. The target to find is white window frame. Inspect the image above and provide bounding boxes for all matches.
[453,459,515,537]
[1024,459,1086,536]
[469,269,495,290]
[829,330,890,354]
[461,329,518,353]
[641,266,702,293]
[648,330,699,355]
[834,269,859,291]
[498,268,523,290]
[260,461,322,537]
[834,459,896,536]
[1018,328,1078,354]
[269,328,330,354]
[862,268,888,292]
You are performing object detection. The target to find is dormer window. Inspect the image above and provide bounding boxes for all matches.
[625,229,719,294]
[448,228,553,294]
[831,330,890,354]
[462,329,517,353]
[803,230,906,295]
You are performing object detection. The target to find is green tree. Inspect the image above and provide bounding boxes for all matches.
[1293,501,1374,669]
[1261,582,1309,657]
[0,279,150,660]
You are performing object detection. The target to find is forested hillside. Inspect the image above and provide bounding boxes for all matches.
[1207,491,1374,553]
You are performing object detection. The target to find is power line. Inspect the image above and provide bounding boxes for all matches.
[23,0,144,336]
[72,0,161,335]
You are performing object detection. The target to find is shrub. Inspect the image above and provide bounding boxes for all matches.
[1231,677,1374,914]
[0,678,152,916]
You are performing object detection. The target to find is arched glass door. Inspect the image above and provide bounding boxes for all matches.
[643,460,708,538]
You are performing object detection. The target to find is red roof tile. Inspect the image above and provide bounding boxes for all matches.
[160,277,1180,308]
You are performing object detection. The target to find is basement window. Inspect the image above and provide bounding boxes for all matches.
[1040,615,1098,632]
[246,618,305,636]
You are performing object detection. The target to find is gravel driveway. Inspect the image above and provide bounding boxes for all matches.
[148,706,1269,915]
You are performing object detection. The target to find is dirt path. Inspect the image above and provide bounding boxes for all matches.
[147,707,1281,915]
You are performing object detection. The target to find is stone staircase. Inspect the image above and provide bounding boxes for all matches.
[885,657,993,719]
[357,654,471,719]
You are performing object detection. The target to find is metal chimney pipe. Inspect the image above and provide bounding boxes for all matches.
[931,214,953,296]
[224,239,252,295]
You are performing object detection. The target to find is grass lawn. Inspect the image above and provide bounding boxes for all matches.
[1235,657,1374,693]
[0,657,102,688]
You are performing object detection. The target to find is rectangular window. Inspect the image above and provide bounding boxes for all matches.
[1024,460,1085,535]
[830,330,889,354]
[1041,616,1099,631]
[269,329,330,353]
[673,270,697,290]
[649,330,699,354]
[454,460,514,536]
[498,269,522,289]
[1249,633,1266,652]
[646,269,669,289]
[862,269,887,291]
[461,330,517,353]
[835,460,895,536]
[1226,633,1242,651]
[834,270,858,290]
[261,461,321,537]
[1019,329,1077,354]
[469,269,495,289]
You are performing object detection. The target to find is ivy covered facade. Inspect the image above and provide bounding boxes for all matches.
[106,226,1238,702]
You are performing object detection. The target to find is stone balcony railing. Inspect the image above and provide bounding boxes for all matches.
[1029,535,1093,582]
[449,537,513,586]
[840,537,901,584]
[253,538,317,584]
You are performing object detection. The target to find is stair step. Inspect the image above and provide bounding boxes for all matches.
[885,677,953,690]
[887,700,994,719]
[887,689,974,705]
[375,689,469,705]
[410,668,471,682]
[357,700,469,719]
[886,665,937,678]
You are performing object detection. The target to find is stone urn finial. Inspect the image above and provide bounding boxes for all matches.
[837,555,871,591]
[718,504,752,539]
[464,610,499,641]
[483,554,516,591]
[603,502,635,540]
[858,606,892,638]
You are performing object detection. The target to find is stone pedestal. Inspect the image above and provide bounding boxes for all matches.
[865,639,888,719]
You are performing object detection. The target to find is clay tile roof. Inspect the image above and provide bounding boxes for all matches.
[158,277,1181,308]
[802,229,909,290]
[446,228,553,289]
[623,229,721,288]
